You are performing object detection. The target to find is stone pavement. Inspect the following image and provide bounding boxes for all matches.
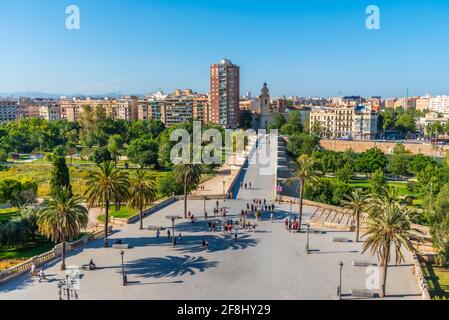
[0,135,421,300]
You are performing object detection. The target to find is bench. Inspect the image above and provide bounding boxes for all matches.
[112,244,130,249]
[332,237,352,243]
[350,289,377,298]
[352,260,377,267]
[309,229,326,235]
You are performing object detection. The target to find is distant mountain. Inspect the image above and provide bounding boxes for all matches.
[0,92,143,99]
[0,92,64,99]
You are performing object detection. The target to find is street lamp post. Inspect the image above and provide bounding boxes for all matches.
[203,196,207,220]
[289,200,292,229]
[166,215,181,247]
[337,261,344,300]
[58,275,78,300]
[120,250,127,286]
[306,224,310,254]
[222,181,226,201]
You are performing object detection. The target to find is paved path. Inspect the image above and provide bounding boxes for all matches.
[0,135,421,300]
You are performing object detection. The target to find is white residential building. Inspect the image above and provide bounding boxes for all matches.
[39,104,60,121]
[428,95,449,114]
[0,99,18,122]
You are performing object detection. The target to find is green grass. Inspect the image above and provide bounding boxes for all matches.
[0,238,54,270]
[0,208,20,222]
[332,178,414,197]
[97,205,138,223]
[422,262,449,299]
[0,158,172,198]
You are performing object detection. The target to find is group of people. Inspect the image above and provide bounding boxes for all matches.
[240,182,253,190]
[187,211,196,223]
[285,218,300,231]
[30,263,47,282]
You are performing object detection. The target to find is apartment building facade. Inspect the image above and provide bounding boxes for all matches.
[161,92,194,126]
[210,59,240,128]
[428,95,449,114]
[192,95,210,123]
[59,97,116,122]
[39,104,60,121]
[0,99,18,122]
[309,105,378,140]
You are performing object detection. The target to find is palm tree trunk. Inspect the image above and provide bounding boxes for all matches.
[61,239,66,271]
[298,180,305,232]
[184,176,188,219]
[104,197,110,248]
[139,206,143,230]
[381,246,390,298]
[355,210,360,242]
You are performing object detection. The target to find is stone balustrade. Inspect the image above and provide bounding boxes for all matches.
[0,227,112,285]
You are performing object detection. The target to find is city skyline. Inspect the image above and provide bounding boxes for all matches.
[1,0,449,98]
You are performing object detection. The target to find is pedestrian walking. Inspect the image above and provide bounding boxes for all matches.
[234,227,238,241]
[244,183,247,189]
[178,233,182,242]
[270,212,274,222]
[30,262,36,277]
[156,229,160,241]
[167,229,171,240]
[205,241,209,251]
[202,239,206,250]
[38,269,46,282]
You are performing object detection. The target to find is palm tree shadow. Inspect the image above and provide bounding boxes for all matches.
[124,255,218,279]
[175,234,259,254]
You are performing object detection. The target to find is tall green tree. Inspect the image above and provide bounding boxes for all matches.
[85,161,130,247]
[49,149,71,196]
[287,155,318,231]
[362,200,417,297]
[341,189,367,242]
[128,170,157,230]
[371,169,387,194]
[389,144,410,178]
[174,163,202,219]
[429,184,449,266]
[38,187,88,270]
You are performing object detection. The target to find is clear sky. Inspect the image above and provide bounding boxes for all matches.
[1,0,448,98]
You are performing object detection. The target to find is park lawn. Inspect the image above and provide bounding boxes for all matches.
[0,208,20,222]
[0,239,53,271]
[334,178,414,197]
[0,159,173,198]
[422,262,449,299]
[97,205,138,223]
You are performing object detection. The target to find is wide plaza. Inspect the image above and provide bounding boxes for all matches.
[0,137,421,300]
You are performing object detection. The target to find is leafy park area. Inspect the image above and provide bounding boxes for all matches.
[422,262,449,299]
[0,115,232,271]
[265,111,449,291]
[96,205,137,223]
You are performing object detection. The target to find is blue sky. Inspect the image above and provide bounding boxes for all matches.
[1,0,448,98]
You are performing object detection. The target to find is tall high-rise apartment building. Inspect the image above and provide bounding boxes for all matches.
[210,59,240,129]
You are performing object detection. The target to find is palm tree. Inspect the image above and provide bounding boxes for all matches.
[341,188,367,242]
[287,155,318,231]
[362,200,417,297]
[85,161,130,247]
[38,187,88,270]
[174,163,202,219]
[128,169,157,230]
